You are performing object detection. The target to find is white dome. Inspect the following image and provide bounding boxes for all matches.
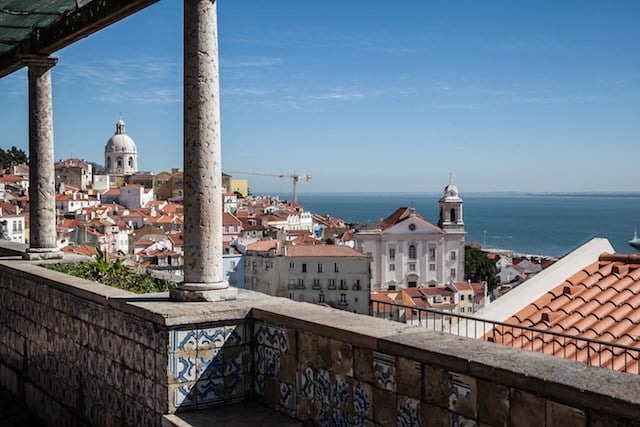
[106,133,137,153]
[104,118,138,174]
[443,182,459,197]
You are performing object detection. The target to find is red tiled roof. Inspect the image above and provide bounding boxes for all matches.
[223,212,242,226]
[378,207,443,233]
[488,252,640,372]
[246,240,278,252]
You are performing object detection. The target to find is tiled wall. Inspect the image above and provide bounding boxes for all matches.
[0,269,169,426]
[167,322,251,411]
[251,319,636,427]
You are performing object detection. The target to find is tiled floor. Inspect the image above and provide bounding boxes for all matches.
[0,389,44,426]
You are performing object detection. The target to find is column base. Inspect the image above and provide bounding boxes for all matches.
[23,247,63,260]
[170,281,237,302]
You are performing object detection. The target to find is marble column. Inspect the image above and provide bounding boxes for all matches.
[24,55,62,260]
[171,0,234,301]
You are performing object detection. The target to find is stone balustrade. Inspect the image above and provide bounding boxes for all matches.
[0,256,638,426]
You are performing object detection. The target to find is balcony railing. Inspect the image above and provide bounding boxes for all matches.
[370,299,640,374]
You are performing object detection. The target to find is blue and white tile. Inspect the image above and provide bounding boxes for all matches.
[297,367,315,399]
[353,381,372,417]
[197,326,226,349]
[225,324,246,346]
[197,348,224,379]
[169,353,197,382]
[334,375,350,408]
[315,368,331,404]
[227,375,246,400]
[224,346,247,376]
[256,345,280,378]
[315,404,332,427]
[255,322,288,352]
[170,329,197,352]
[397,397,422,427]
[373,351,396,392]
[333,410,352,427]
[172,383,195,408]
[280,382,296,411]
[254,374,265,395]
[196,378,224,406]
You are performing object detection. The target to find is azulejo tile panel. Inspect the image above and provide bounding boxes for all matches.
[169,353,197,382]
[197,327,226,350]
[280,382,296,410]
[170,329,197,352]
[373,351,397,392]
[197,348,224,379]
[255,322,288,353]
[172,382,195,408]
[255,345,281,378]
[315,368,332,404]
[297,367,315,399]
[196,377,224,406]
[334,374,351,409]
[353,381,372,417]
[397,397,422,427]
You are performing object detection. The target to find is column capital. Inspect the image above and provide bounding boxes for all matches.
[20,54,58,69]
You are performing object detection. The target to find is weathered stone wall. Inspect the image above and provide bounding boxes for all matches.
[251,305,640,426]
[1,258,639,426]
[0,262,170,426]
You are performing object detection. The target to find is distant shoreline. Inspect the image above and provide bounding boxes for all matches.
[265,191,640,199]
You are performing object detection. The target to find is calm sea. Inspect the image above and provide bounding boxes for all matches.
[284,192,640,258]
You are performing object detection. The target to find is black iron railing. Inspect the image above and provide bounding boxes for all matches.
[370,299,640,374]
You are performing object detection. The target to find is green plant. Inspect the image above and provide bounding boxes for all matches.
[48,249,177,294]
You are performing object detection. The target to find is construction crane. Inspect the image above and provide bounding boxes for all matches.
[226,170,312,204]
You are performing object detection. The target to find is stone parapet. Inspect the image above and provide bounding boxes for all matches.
[0,257,638,426]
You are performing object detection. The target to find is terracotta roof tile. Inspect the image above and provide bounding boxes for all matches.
[487,252,640,372]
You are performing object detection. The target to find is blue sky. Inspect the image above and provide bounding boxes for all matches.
[1,1,639,194]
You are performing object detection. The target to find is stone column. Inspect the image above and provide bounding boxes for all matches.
[171,0,234,301]
[24,55,62,260]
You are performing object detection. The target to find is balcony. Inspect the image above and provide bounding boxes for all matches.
[0,254,638,426]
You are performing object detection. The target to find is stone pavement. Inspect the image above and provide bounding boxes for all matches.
[0,388,44,426]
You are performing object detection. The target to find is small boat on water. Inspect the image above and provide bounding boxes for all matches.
[629,229,640,250]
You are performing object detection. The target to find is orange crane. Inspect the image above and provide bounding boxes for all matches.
[226,171,312,204]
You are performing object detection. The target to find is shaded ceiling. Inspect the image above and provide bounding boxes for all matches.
[0,0,158,78]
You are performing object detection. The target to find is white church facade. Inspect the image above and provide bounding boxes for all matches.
[356,180,466,291]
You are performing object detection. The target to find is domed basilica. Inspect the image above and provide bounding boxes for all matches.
[104,118,138,175]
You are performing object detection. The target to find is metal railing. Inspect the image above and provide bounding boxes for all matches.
[370,300,640,374]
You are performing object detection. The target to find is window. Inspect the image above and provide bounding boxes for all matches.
[128,157,133,167]
[298,279,305,288]
[313,278,321,289]
[289,262,295,270]
[428,247,436,260]
[409,263,416,271]
[450,268,456,279]
[353,279,361,290]
[340,279,347,290]
[265,260,272,271]
[460,307,465,313]
[409,245,417,260]
[340,294,347,303]
[429,263,436,271]
[328,279,336,289]
[334,263,339,272]
[408,281,417,288]
[319,293,325,303]
[450,251,456,261]
[450,208,457,222]
[251,261,257,273]
[302,263,307,273]
[388,284,396,291]
[389,248,395,260]
[460,294,465,301]
[229,261,236,271]
[289,293,294,300]
[317,263,323,273]
[389,264,395,271]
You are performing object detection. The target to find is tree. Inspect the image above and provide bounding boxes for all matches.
[0,146,28,169]
[464,246,499,294]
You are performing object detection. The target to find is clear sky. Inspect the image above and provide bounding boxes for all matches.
[1,1,639,194]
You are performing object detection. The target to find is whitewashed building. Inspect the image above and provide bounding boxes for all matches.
[356,180,466,291]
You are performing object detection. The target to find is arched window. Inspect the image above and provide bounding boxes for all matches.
[450,208,457,222]
[128,157,133,167]
[409,244,417,260]
[106,157,111,168]
[117,157,122,168]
